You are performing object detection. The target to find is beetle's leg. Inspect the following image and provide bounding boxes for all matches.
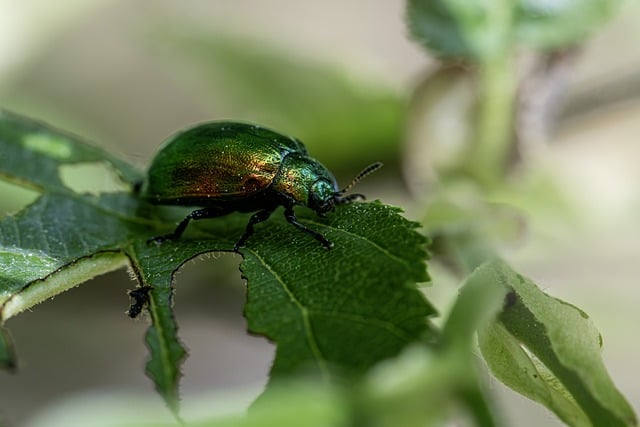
[148,207,230,244]
[284,206,333,250]
[234,208,276,252]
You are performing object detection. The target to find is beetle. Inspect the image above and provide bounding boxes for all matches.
[139,122,382,251]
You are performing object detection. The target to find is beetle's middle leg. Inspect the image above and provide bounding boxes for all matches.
[148,207,231,244]
[284,206,333,250]
[234,208,276,251]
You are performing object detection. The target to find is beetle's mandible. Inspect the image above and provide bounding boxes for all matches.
[138,122,382,251]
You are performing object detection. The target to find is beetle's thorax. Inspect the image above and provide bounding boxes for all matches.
[271,152,338,209]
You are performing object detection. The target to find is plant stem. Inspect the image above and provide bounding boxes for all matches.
[470,52,517,188]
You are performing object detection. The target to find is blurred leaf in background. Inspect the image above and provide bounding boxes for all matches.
[153,29,406,173]
[405,0,625,189]
[407,0,623,61]
[407,0,513,61]
[515,0,622,49]
[479,259,637,427]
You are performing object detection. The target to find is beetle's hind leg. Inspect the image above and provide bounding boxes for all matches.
[284,206,333,250]
[148,207,231,245]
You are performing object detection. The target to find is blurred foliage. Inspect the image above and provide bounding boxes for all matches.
[12,259,634,427]
[404,65,476,193]
[407,0,623,61]
[479,260,637,427]
[405,0,623,189]
[404,1,636,425]
[154,30,406,173]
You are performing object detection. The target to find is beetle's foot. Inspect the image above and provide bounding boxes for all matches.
[319,237,334,250]
[233,236,249,253]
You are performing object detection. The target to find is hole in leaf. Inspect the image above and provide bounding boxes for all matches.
[59,161,129,195]
[23,133,72,160]
[0,180,40,215]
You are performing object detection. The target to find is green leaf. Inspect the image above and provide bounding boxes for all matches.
[0,110,140,192]
[406,0,514,61]
[406,0,622,61]
[478,259,637,427]
[127,241,190,415]
[0,110,189,412]
[241,382,348,427]
[357,261,510,427]
[515,0,623,50]
[242,201,435,380]
[441,259,510,349]
[0,112,435,412]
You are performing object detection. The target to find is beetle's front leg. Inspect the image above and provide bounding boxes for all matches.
[284,206,333,250]
[234,208,276,252]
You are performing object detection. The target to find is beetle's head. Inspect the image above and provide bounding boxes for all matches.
[309,178,338,214]
[310,162,383,215]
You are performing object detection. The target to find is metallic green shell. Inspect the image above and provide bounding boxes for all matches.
[272,153,337,206]
[141,122,308,205]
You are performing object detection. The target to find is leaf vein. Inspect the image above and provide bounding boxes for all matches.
[309,310,415,343]
[303,218,414,270]
[248,249,331,377]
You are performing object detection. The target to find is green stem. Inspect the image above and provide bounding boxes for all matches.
[470,52,517,188]
[460,386,501,427]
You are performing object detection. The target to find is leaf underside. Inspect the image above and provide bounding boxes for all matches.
[477,260,637,427]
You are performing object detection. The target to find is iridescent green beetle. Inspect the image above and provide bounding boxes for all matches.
[140,122,381,251]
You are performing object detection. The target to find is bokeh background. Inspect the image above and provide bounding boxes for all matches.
[1,1,639,426]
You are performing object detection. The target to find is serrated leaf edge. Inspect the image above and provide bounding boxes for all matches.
[124,246,195,416]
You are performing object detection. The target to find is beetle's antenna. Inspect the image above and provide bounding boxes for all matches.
[336,162,383,196]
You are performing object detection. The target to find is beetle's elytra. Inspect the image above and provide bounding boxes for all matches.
[139,122,381,251]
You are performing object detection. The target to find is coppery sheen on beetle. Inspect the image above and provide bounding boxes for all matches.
[139,122,381,251]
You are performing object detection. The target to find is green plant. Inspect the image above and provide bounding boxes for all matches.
[0,1,638,426]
